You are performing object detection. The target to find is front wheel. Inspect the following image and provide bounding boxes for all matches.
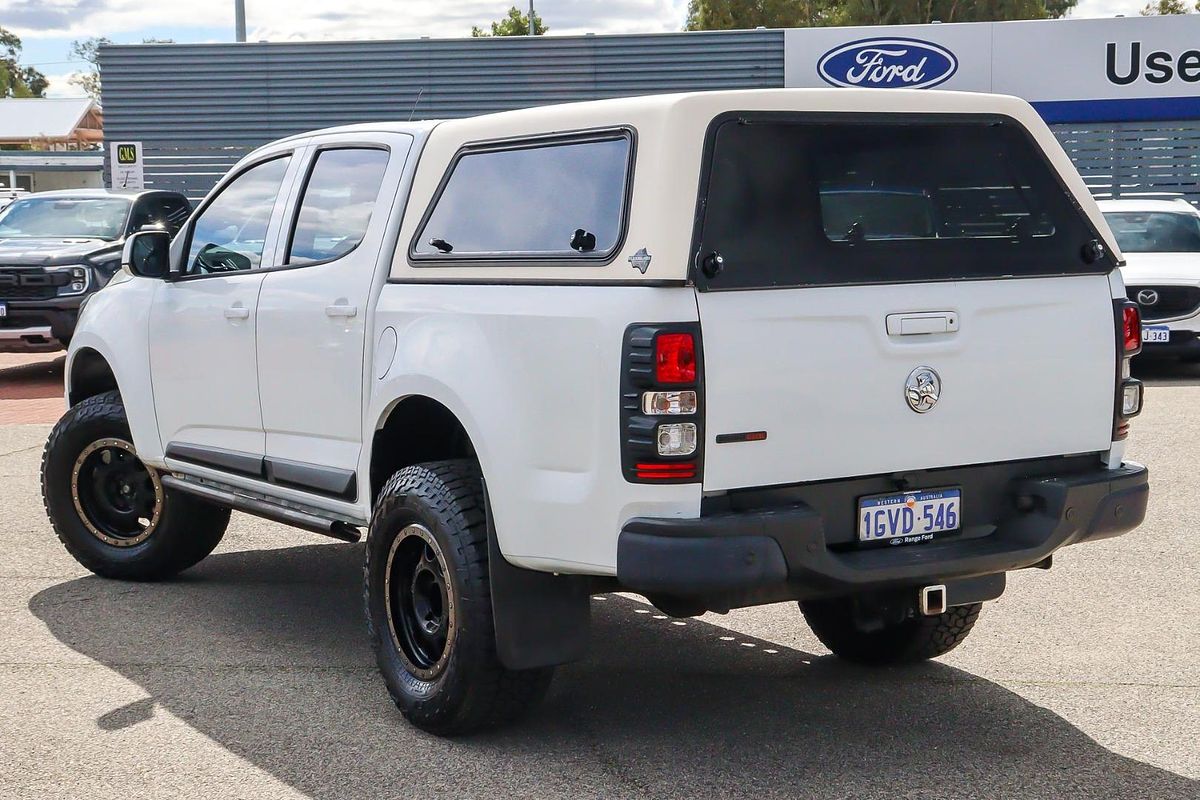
[41,390,230,580]
[800,597,981,665]
[365,460,552,736]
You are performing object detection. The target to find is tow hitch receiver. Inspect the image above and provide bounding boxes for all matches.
[920,584,947,616]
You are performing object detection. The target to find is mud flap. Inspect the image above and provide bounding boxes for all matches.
[484,485,591,670]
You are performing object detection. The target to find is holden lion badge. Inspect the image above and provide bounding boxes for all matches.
[629,248,652,274]
[905,366,941,413]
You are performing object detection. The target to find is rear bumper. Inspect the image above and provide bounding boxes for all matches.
[617,462,1148,604]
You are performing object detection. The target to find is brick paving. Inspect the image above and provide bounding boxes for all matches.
[0,352,66,424]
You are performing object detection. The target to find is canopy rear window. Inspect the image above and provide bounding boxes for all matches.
[692,113,1114,290]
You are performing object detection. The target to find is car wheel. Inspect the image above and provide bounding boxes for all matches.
[364,459,552,735]
[800,597,981,665]
[41,390,230,580]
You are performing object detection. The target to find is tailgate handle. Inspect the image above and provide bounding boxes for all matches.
[886,312,958,336]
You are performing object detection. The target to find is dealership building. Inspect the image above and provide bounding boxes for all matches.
[98,14,1200,203]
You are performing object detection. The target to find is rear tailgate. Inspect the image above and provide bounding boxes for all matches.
[691,112,1120,492]
[696,276,1116,490]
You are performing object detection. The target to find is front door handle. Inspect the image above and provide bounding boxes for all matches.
[325,304,358,319]
[224,305,250,320]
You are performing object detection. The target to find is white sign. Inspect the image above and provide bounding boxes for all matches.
[785,16,1200,123]
[109,141,144,189]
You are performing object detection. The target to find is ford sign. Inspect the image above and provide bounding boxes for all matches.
[817,37,958,90]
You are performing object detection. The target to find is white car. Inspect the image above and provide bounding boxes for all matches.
[1100,197,1200,359]
[40,89,1149,735]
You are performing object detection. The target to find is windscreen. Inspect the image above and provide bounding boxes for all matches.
[693,114,1111,290]
[1104,210,1200,253]
[0,197,130,240]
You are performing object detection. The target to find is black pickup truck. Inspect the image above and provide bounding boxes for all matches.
[0,189,191,352]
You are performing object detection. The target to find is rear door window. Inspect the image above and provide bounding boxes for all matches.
[287,147,390,266]
[412,131,632,262]
[693,114,1114,290]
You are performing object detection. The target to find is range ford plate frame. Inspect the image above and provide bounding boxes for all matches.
[858,488,962,546]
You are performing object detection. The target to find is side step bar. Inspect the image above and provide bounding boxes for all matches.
[161,474,362,543]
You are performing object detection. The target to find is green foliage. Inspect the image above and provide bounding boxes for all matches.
[1140,0,1197,13]
[685,0,839,28]
[0,27,47,98]
[471,5,548,36]
[684,0,1079,28]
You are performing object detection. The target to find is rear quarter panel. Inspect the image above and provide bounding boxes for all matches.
[367,283,701,574]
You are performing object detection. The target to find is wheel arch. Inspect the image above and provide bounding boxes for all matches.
[67,346,121,407]
[368,394,478,506]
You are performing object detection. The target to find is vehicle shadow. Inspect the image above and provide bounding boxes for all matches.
[0,354,64,400]
[29,543,1198,800]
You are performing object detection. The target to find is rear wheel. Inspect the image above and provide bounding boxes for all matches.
[41,391,230,580]
[365,459,553,736]
[800,597,981,665]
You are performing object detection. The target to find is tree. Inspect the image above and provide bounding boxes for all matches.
[68,37,112,101]
[471,5,548,36]
[685,0,1078,28]
[0,27,47,98]
[686,0,838,29]
[1139,0,1197,13]
[69,37,173,102]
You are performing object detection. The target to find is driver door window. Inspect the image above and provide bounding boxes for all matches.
[185,155,291,275]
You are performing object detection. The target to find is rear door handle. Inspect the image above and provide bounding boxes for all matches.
[224,305,250,320]
[886,312,958,336]
[325,304,358,318]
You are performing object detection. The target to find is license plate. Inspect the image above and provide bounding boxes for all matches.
[1142,325,1170,343]
[858,489,961,544]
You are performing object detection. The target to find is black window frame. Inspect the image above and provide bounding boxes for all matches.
[282,143,392,270]
[408,127,636,268]
[688,111,1121,292]
[175,152,295,281]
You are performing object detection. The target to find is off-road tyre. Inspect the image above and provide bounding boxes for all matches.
[41,390,230,580]
[800,598,981,665]
[365,459,553,736]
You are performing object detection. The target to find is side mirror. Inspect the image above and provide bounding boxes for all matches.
[122,230,172,279]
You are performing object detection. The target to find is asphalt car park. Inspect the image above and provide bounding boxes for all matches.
[0,353,1196,799]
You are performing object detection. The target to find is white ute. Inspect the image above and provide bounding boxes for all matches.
[42,89,1149,735]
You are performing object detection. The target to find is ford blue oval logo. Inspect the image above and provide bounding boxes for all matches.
[817,37,958,90]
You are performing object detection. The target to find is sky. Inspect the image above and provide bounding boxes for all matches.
[0,0,1159,97]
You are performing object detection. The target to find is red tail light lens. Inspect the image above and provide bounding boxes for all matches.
[635,462,697,481]
[1123,303,1141,354]
[655,333,696,384]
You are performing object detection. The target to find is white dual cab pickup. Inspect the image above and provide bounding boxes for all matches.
[42,89,1149,735]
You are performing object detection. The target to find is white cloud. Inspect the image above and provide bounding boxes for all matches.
[1071,0,1150,17]
[1,0,692,41]
[42,71,90,98]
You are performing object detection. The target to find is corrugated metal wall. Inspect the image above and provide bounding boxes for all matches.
[101,32,1199,205]
[1052,121,1200,205]
[99,31,784,200]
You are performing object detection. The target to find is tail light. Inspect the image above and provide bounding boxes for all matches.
[1113,300,1143,441]
[621,324,703,483]
[1121,303,1142,356]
